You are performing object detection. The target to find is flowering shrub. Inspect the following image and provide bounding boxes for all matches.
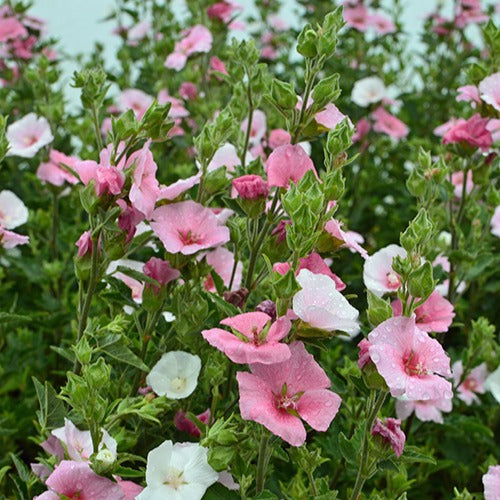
[0,1,499,499]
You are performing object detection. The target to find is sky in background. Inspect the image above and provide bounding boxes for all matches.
[30,0,494,106]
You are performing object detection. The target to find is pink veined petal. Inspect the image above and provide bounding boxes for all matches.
[296,389,341,431]
[368,344,407,397]
[412,327,451,377]
[236,372,307,446]
[405,374,453,401]
[368,316,416,357]
[266,316,292,342]
[220,312,271,339]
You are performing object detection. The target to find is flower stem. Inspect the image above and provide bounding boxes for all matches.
[256,432,271,494]
[350,390,387,500]
[241,68,254,169]
[91,104,103,153]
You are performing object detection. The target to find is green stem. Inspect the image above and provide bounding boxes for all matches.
[50,190,59,260]
[91,105,103,152]
[292,60,317,144]
[255,432,271,494]
[241,71,254,169]
[350,391,387,500]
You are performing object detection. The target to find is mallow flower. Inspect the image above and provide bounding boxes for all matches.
[202,311,292,364]
[363,244,407,297]
[151,200,230,255]
[266,144,317,188]
[165,25,213,71]
[6,113,53,158]
[485,365,500,404]
[479,72,500,111]
[203,246,242,292]
[371,107,409,140]
[293,269,360,338]
[37,150,79,186]
[241,109,267,145]
[368,316,453,401]
[395,395,452,424]
[482,465,500,500]
[0,190,28,229]
[237,341,341,446]
[146,351,201,399]
[0,227,29,249]
[491,205,500,238]
[117,89,154,120]
[136,440,218,500]
[452,360,488,405]
[351,76,387,107]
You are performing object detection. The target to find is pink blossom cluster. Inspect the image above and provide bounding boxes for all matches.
[342,1,396,35]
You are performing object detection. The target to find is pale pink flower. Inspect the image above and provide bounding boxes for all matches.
[391,291,455,333]
[261,45,277,60]
[232,174,269,199]
[241,109,267,145]
[151,200,230,255]
[0,190,28,229]
[209,55,228,77]
[344,5,371,31]
[157,89,189,118]
[368,14,396,35]
[451,170,473,198]
[207,143,241,173]
[352,118,371,142]
[174,408,211,437]
[125,141,159,218]
[315,103,347,130]
[491,206,500,238]
[351,76,387,107]
[237,341,341,446]
[357,338,371,369]
[479,72,500,111]
[106,259,145,303]
[434,117,465,137]
[37,150,79,186]
[0,227,28,248]
[273,252,346,291]
[269,128,291,149]
[115,478,143,500]
[371,417,405,457]
[487,119,500,143]
[368,316,453,400]
[433,255,466,297]
[395,396,452,423]
[51,418,117,462]
[203,312,292,364]
[452,360,488,405]
[443,113,492,151]
[456,84,480,104]
[165,25,213,71]
[268,14,289,31]
[127,20,150,45]
[75,230,93,258]
[0,15,27,42]
[483,465,500,500]
[324,218,368,258]
[372,107,409,140]
[204,246,242,291]
[37,461,124,500]
[6,113,53,158]
[363,244,407,297]
[266,144,317,188]
[293,269,360,337]
[117,89,153,120]
[157,173,201,201]
[455,0,488,27]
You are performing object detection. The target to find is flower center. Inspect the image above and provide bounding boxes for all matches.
[178,230,201,245]
[164,467,186,490]
[23,135,38,146]
[386,271,401,289]
[404,351,427,376]
[171,377,187,392]
[463,378,477,391]
[276,393,297,411]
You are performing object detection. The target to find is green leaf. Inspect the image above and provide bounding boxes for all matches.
[367,291,393,327]
[98,343,149,371]
[0,312,31,326]
[401,445,436,465]
[32,377,66,430]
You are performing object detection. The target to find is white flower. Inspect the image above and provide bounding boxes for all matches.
[146,351,201,399]
[136,440,218,500]
[363,244,407,297]
[351,76,387,107]
[484,365,500,404]
[293,269,360,338]
[6,113,53,158]
[0,190,28,229]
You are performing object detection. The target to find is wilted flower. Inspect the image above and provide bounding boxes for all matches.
[143,257,180,293]
[146,351,201,399]
[6,113,53,158]
[324,218,368,258]
[232,174,269,199]
[174,409,211,437]
[371,417,406,457]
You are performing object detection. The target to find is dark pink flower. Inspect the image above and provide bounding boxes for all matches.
[151,200,230,255]
[207,1,241,23]
[232,174,269,199]
[352,118,371,143]
[237,341,341,446]
[179,82,198,100]
[371,417,406,457]
[0,16,27,42]
[391,291,455,333]
[143,257,180,293]
[203,312,291,364]
[371,107,409,140]
[174,408,211,437]
[442,113,492,151]
[357,338,371,369]
[368,316,453,400]
[266,144,317,188]
[117,200,144,243]
[75,230,93,258]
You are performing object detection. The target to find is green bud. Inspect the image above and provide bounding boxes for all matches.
[297,25,318,58]
[83,358,111,392]
[322,169,345,201]
[311,74,341,110]
[408,261,434,300]
[400,209,433,252]
[271,79,298,109]
[367,291,393,327]
[73,337,93,366]
[325,121,353,158]
[91,448,116,476]
[406,169,426,198]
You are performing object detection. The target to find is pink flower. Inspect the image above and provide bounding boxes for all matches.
[39,461,124,500]
[434,117,465,137]
[37,150,79,186]
[236,341,342,446]
[363,244,407,297]
[0,15,27,42]
[117,89,153,120]
[202,312,292,364]
[6,113,53,158]
[125,141,159,218]
[352,118,371,143]
[151,200,230,255]
[395,396,452,423]
[266,144,317,188]
[207,143,242,173]
[209,55,228,77]
[455,0,488,27]
[117,200,144,243]
[344,5,371,31]
[371,417,405,457]
[368,14,396,35]
[165,25,213,71]
[157,90,189,118]
[371,107,409,140]
[315,103,347,130]
[232,174,269,199]
[491,205,500,238]
[483,465,500,500]
[143,257,180,293]
[207,1,241,23]
[174,408,211,437]
[204,246,242,291]
[0,227,28,248]
[442,113,493,151]
[456,85,480,104]
[325,218,368,258]
[273,252,346,291]
[241,109,267,145]
[269,129,291,149]
[126,20,150,45]
[479,72,500,111]
[391,291,455,333]
[115,477,144,500]
[452,360,488,405]
[487,119,500,143]
[368,316,453,400]
[179,81,198,100]
[107,259,145,303]
[75,230,93,258]
[451,170,474,198]
[357,338,371,369]
[157,173,201,201]
[40,435,64,460]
